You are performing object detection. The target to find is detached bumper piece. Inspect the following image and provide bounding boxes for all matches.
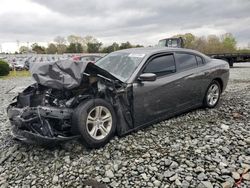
[7,104,79,145]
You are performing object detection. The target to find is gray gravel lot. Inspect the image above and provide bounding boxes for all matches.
[0,63,250,188]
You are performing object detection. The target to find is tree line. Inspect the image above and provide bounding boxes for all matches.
[18,33,249,54]
[174,33,239,54]
[19,35,143,54]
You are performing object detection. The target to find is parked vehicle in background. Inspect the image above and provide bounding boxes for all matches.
[13,59,26,70]
[7,47,229,148]
[72,55,102,63]
[8,62,14,70]
[158,37,250,67]
[158,37,185,48]
[0,56,7,61]
[24,57,32,70]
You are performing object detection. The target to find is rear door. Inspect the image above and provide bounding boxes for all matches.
[174,52,203,108]
[133,53,182,127]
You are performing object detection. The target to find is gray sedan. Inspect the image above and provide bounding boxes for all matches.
[7,47,229,148]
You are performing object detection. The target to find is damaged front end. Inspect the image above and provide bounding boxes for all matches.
[7,60,133,145]
[7,83,83,145]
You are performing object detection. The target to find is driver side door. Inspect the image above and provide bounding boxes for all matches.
[133,53,182,127]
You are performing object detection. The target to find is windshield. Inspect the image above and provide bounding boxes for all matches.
[95,52,145,82]
[167,39,178,47]
[158,40,166,47]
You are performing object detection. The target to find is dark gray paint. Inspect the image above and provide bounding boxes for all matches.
[122,47,229,129]
[7,47,229,144]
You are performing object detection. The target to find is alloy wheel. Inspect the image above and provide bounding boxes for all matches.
[207,84,220,106]
[86,106,112,140]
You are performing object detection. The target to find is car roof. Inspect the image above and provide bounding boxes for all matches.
[116,47,208,58]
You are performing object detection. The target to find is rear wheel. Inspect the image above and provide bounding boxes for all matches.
[72,99,116,148]
[229,60,234,68]
[222,58,233,68]
[203,80,221,108]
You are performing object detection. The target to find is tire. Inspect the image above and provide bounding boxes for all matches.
[72,98,117,148]
[203,80,221,108]
[229,60,234,68]
[222,58,233,68]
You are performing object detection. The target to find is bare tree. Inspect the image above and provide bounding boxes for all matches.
[54,36,66,45]
[67,35,83,44]
[54,36,67,54]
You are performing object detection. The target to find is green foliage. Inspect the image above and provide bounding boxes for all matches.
[31,43,45,54]
[66,43,75,53]
[56,44,67,54]
[46,43,58,54]
[67,35,82,44]
[221,33,237,53]
[87,42,102,53]
[237,49,250,53]
[173,33,238,54]
[66,43,83,53]
[0,60,10,76]
[119,41,133,50]
[102,42,144,53]
[205,35,223,54]
[67,35,99,52]
[102,42,119,53]
[173,33,195,48]
[19,35,144,54]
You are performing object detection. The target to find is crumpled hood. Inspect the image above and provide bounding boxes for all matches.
[30,60,122,90]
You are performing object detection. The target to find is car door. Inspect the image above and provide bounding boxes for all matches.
[174,52,203,108]
[133,53,182,127]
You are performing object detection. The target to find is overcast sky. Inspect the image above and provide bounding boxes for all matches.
[0,0,250,52]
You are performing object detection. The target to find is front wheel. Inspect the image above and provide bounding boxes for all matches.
[203,80,221,108]
[72,99,117,148]
[229,60,234,68]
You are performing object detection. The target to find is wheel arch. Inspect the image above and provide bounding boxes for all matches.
[213,78,223,92]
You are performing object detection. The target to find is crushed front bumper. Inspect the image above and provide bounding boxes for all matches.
[11,126,79,145]
[7,103,80,145]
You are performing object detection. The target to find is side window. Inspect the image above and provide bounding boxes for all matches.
[196,56,204,65]
[143,54,176,77]
[175,53,198,71]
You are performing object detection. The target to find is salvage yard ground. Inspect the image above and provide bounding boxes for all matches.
[0,63,250,187]
[0,70,30,80]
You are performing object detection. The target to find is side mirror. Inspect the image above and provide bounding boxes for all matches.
[138,73,157,82]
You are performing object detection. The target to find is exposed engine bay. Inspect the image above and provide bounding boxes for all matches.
[7,60,133,145]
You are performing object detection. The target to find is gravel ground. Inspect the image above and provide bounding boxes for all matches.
[0,63,250,188]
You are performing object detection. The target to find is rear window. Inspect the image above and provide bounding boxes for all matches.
[175,53,198,71]
[196,56,204,65]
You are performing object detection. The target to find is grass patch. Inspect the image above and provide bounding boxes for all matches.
[0,70,31,79]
